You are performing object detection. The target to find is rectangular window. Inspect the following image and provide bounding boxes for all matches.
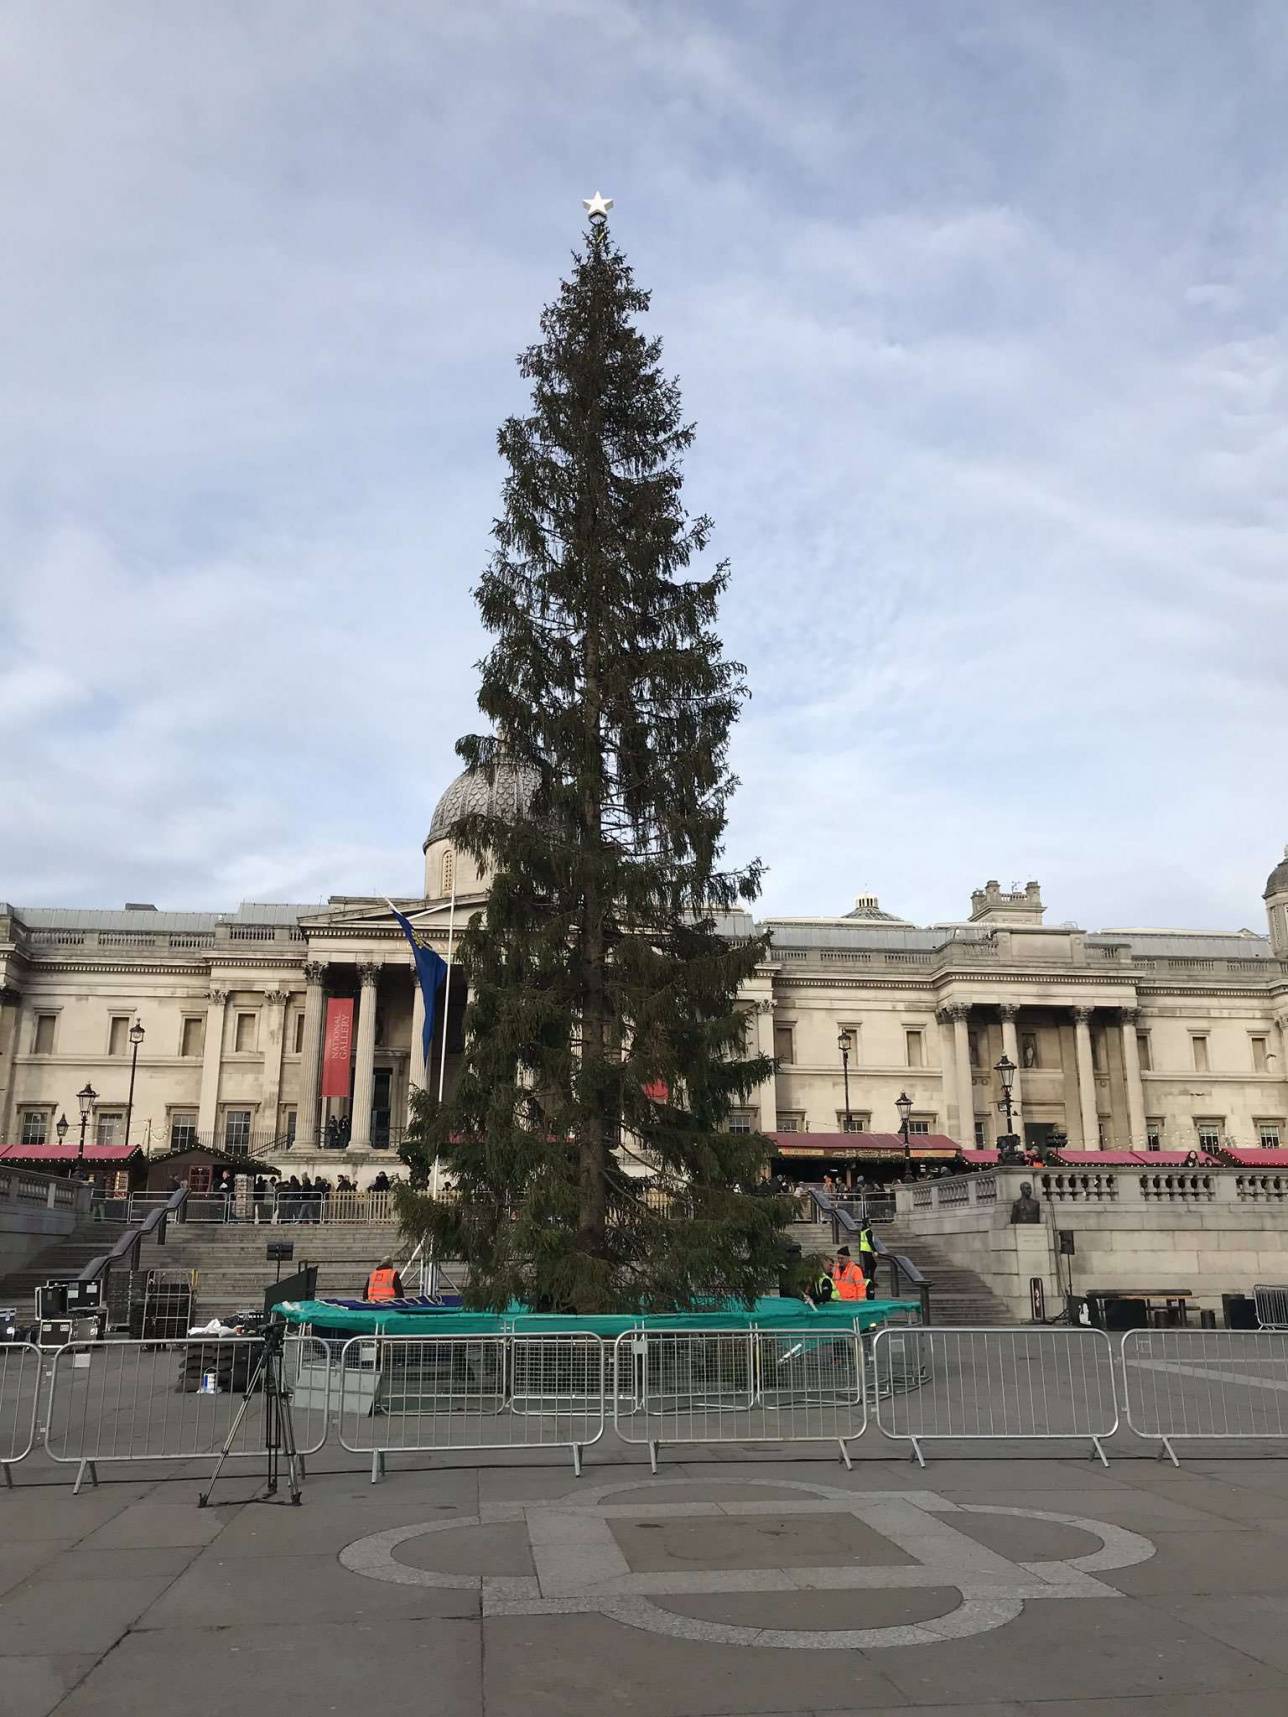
[773,1024,794,1065]
[33,1013,56,1055]
[1020,1031,1039,1070]
[775,1113,803,1133]
[1252,1036,1270,1074]
[1195,1117,1224,1152]
[907,1116,932,1136]
[1136,1032,1152,1073]
[967,1030,980,1068]
[180,1016,204,1058]
[291,1012,305,1055]
[974,1120,988,1147]
[234,1012,257,1053]
[1145,1117,1164,1150]
[222,1109,252,1154]
[1097,1117,1109,1147]
[1257,1121,1283,1150]
[108,1016,130,1056]
[95,1111,124,1145]
[905,1029,925,1069]
[727,1109,755,1134]
[1191,1034,1210,1073]
[837,1112,870,1134]
[169,1111,198,1150]
[1091,1033,1105,1074]
[283,1108,298,1147]
[19,1109,49,1146]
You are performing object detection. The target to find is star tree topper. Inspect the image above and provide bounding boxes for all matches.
[582,191,613,220]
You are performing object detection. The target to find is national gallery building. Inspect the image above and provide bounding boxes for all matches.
[2,761,1287,1183]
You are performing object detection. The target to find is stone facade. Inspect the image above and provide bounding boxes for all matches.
[2,775,1286,1187]
[896,1165,1288,1319]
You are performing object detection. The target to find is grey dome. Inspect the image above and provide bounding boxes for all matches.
[1265,845,1288,900]
[424,759,540,850]
[843,892,908,924]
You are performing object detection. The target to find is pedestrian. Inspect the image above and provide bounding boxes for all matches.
[811,1261,835,1304]
[831,1246,867,1302]
[252,1174,269,1223]
[283,1174,301,1223]
[857,1218,878,1294]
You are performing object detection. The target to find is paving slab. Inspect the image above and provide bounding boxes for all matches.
[29,1543,203,1581]
[0,1575,180,1656]
[0,1483,155,1541]
[0,1540,75,1599]
[0,1653,99,1717]
[874,1597,1288,1705]
[481,1611,908,1715]
[134,1547,481,1626]
[929,1482,1253,1531]
[1141,1594,1288,1672]
[52,1618,483,1717]
[1106,1526,1288,1596]
[73,1499,231,1548]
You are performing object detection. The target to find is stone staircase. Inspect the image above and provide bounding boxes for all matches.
[133,1221,420,1316]
[0,1219,134,1315]
[875,1220,1010,1325]
[787,1216,1010,1325]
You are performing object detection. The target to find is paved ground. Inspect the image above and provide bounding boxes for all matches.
[8,1442,1288,1717]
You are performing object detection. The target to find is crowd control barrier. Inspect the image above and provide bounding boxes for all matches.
[611,1327,867,1471]
[43,1335,331,1492]
[334,1331,606,1481]
[871,1325,1119,1466]
[0,1342,41,1485]
[1254,1285,1288,1332]
[1119,1328,1288,1465]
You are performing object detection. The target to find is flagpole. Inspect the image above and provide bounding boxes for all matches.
[430,877,457,1213]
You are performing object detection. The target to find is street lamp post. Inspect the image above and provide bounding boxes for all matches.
[124,1019,145,1150]
[995,1054,1019,1158]
[896,1090,913,1183]
[55,1113,68,1146]
[837,1029,853,1133]
[76,1083,98,1168]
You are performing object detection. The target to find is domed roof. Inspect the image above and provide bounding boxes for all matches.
[843,892,908,924]
[1265,844,1288,899]
[424,758,540,851]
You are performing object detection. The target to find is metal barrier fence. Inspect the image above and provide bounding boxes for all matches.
[612,1327,867,1472]
[0,1343,41,1484]
[43,1335,331,1491]
[1254,1285,1288,1331]
[335,1332,606,1481]
[1120,1328,1288,1465]
[871,1326,1119,1466]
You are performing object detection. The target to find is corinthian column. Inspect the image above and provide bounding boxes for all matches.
[296,962,327,1150]
[952,1005,974,1143]
[349,964,380,1150]
[1120,1008,1146,1149]
[1072,1006,1099,1148]
[999,1004,1023,1118]
[936,1010,959,1138]
[260,989,290,1140]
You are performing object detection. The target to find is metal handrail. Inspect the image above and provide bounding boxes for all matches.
[78,1186,188,1288]
[807,1188,932,1323]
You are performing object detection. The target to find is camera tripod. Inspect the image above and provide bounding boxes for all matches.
[198,1320,303,1507]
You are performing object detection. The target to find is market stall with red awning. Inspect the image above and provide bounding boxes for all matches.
[0,1143,143,1191]
[771,1130,961,1162]
[1221,1147,1288,1168]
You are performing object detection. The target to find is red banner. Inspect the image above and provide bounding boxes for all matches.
[320,998,354,1098]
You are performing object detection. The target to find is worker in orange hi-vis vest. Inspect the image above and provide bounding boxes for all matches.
[365,1259,404,1301]
[831,1246,868,1302]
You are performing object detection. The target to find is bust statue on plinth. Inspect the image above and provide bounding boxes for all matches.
[1010,1180,1042,1224]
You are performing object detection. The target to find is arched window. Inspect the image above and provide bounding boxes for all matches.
[441,847,455,898]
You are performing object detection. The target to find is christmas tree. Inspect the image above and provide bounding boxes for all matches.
[398,197,792,1313]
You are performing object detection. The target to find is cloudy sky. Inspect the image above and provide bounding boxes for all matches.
[2,2,1284,932]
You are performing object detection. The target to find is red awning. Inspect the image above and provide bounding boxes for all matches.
[1223,1148,1288,1168]
[773,1131,961,1159]
[0,1144,141,1162]
[956,1148,999,1164]
[1056,1149,1218,1168]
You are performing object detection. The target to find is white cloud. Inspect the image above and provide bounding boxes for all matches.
[0,2,1284,933]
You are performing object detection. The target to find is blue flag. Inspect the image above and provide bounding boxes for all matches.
[388,903,450,1068]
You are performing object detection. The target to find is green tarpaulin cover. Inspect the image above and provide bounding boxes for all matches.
[274,1294,920,1337]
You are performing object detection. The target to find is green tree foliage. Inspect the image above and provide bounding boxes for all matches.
[397,216,792,1312]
